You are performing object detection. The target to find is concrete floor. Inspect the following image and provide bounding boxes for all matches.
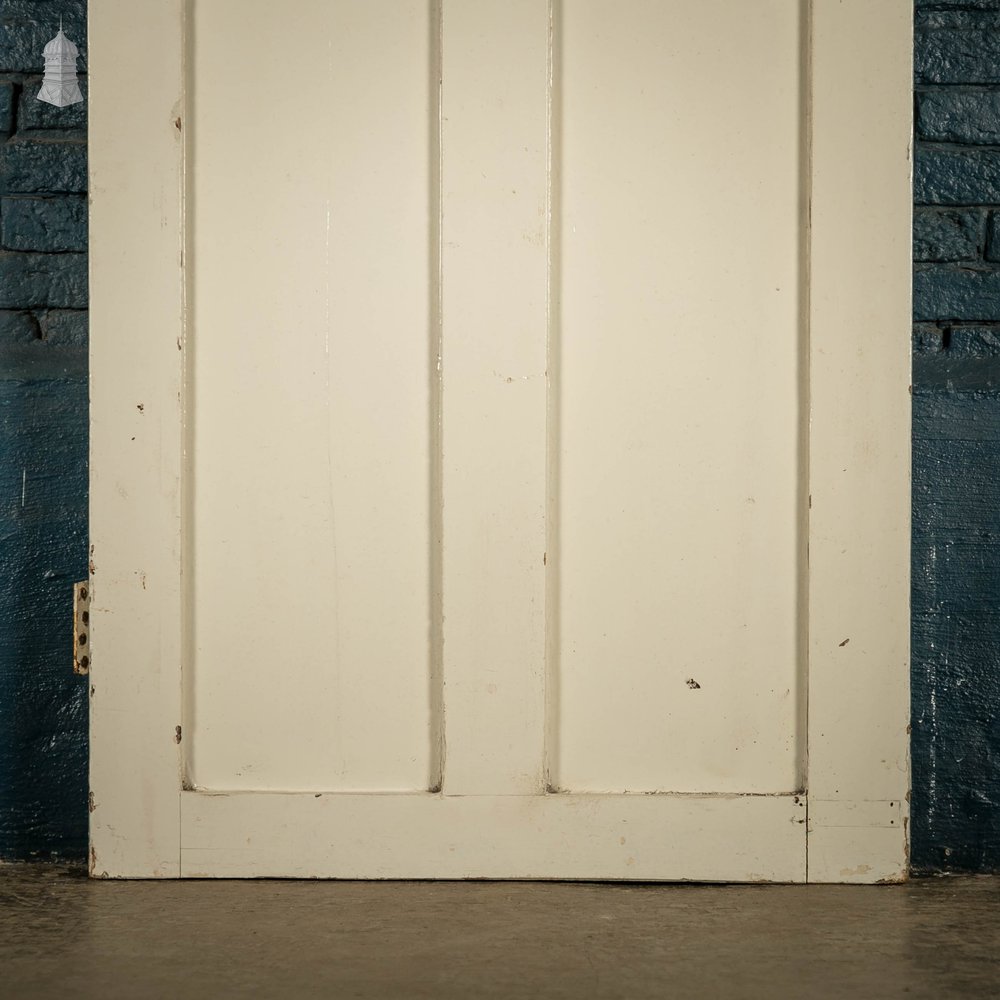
[1,866,998,999]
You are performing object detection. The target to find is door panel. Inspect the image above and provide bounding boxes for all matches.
[555,0,804,793]
[188,1,435,791]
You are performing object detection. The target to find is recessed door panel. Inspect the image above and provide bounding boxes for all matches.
[555,0,804,793]
[188,1,434,791]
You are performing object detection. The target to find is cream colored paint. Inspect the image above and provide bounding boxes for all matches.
[555,0,803,794]
[180,792,805,881]
[439,0,549,796]
[89,0,185,878]
[90,0,911,882]
[806,0,912,882]
[187,0,433,792]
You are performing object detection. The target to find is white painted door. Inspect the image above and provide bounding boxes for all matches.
[88,0,912,881]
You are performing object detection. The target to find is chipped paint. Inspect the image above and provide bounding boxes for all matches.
[839,864,872,877]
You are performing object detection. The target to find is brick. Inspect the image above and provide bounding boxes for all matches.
[914,266,1000,322]
[917,90,1000,144]
[0,138,86,194]
[0,0,87,73]
[16,76,86,132]
[914,208,983,262]
[0,253,87,309]
[0,343,86,380]
[0,82,13,134]
[985,212,1000,262]
[914,324,946,355]
[913,387,1000,443]
[913,355,1000,391]
[0,313,87,377]
[39,310,86,347]
[916,29,1000,83]
[918,11,1000,30]
[0,310,40,344]
[1,196,87,252]
[912,540,1000,614]
[915,147,1000,205]
[948,326,1000,356]
[915,0,1000,8]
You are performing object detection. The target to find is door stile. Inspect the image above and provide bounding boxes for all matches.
[89,0,186,877]
[439,0,551,796]
[805,0,911,882]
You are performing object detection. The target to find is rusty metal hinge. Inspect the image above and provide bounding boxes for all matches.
[73,580,90,675]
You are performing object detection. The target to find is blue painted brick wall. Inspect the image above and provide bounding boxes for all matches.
[0,0,88,860]
[912,0,1000,873]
